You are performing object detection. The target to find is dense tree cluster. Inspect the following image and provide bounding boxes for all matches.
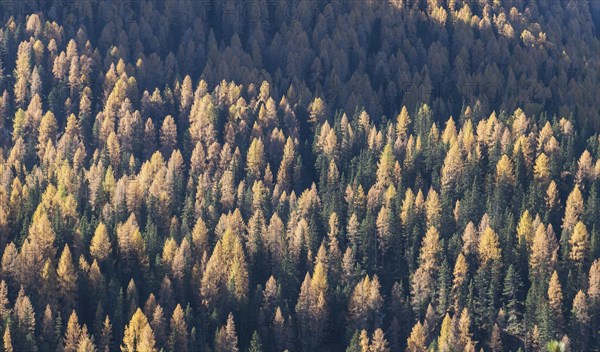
[0,1,599,351]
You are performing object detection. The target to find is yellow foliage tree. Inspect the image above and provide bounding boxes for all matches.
[122,308,156,352]
[478,227,501,265]
[406,321,427,352]
[570,221,589,265]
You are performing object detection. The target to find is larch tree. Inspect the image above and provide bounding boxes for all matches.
[533,153,550,182]
[589,259,600,323]
[376,143,395,188]
[37,111,58,157]
[63,310,81,352]
[3,325,12,352]
[39,259,58,309]
[461,222,478,256]
[143,118,157,159]
[122,308,156,352]
[516,210,534,246]
[376,206,393,261]
[452,252,468,310]
[478,226,501,265]
[90,222,112,263]
[441,142,463,190]
[576,150,594,185]
[496,154,515,185]
[406,320,427,352]
[425,189,441,231]
[569,221,590,267]
[360,329,370,352]
[40,305,55,351]
[369,328,390,352]
[57,245,78,316]
[116,213,149,275]
[99,315,113,352]
[295,271,326,350]
[215,313,238,352]
[20,209,56,288]
[168,304,188,352]
[457,308,474,350]
[437,312,455,352]
[107,131,122,171]
[246,138,266,181]
[0,280,10,325]
[151,305,167,349]
[13,288,36,350]
[77,326,96,352]
[571,290,590,350]
[396,106,411,143]
[530,224,558,280]
[411,227,441,313]
[548,271,564,335]
[308,97,326,129]
[201,229,249,312]
[563,186,584,235]
[584,259,600,341]
[159,115,178,157]
[277,137,296,192]
[546,181,560,215]
[347,275,383,332]
[14,41,31,107]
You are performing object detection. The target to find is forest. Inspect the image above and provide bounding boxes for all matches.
[0,0,600,351]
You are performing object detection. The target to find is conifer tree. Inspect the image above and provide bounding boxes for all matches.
[437,313,454,352]
[452,252,468,309]
[168,304,188,352]
[248,331,263,352]
[3,325,12,352]
[90,222,112,263]
[457,308,474,350]
[478,226,501,265]
[77,326,96,352]
[247,138,266,181]
[348,275,383,332]
[370,328,390,352]
[99,315,113,352]
[13,288,36,351]
[64,310,81,352]
[570,221,590,267]
[503,265,524,338]
[489,323,502,352]
[548,271,564,335]
[58,245,78,318]
[588,259,600,334]
[150,304,166,349]
[122,309,156,352]
[563,186,584,235]
[571,290,590,350]
[406,321,427,352]
[160,115,178,157]
[411,226,442,312]
[215,313,238,352]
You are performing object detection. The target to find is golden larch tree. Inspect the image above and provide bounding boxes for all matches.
[122,308,156,352]
[406,320,427,352]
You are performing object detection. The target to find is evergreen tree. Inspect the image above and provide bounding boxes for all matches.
[248,331,263,352]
